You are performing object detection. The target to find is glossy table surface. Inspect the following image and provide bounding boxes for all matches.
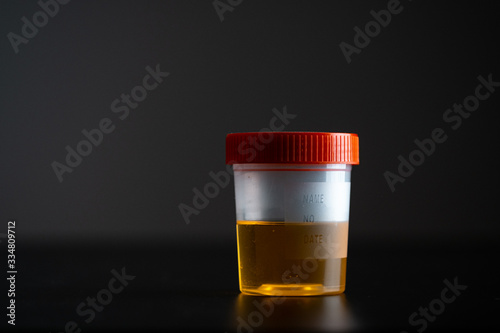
[5,237,499,333]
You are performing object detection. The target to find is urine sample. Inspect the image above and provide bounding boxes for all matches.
[226,132,359,296]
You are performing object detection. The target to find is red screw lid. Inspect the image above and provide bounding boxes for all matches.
[226,132,359,164]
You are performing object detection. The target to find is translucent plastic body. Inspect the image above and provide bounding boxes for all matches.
[233,164,352,296]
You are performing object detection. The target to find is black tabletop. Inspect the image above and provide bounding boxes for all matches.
[5,236,499,333]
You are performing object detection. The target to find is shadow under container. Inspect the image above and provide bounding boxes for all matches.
[226,132,359,296]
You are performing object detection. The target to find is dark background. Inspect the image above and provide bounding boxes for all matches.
[1,1,499,332]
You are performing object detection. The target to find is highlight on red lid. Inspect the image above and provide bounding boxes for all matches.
[226,132,359,165]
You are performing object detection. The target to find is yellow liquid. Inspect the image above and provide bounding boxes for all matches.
[237,221,348,296]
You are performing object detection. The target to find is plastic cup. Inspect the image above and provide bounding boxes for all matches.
[226,132,359,296]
